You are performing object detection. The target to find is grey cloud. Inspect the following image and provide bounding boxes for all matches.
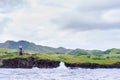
[77,0,120,11]
[36,0,120,12]
[36,0,67,8]
[64,20,120,31]
[0,0,25,13]
[52,0,120,31]
[55,15,120,31]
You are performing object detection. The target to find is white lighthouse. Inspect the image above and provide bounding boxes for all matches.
[19,44,23,55]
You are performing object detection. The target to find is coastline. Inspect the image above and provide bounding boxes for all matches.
[1,57,120,69]
[65,62,120,69]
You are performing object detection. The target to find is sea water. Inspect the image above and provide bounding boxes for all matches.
[0,62,120,80]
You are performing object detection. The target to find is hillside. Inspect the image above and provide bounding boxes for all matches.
[68,48,120,55]
[1,48,120,66]
[0,40,120,56]
[0,40,71,53]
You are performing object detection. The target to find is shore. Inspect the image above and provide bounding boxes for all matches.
[65,62,120,69]
[1,57,120,69]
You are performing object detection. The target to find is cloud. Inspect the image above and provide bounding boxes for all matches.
[38,0,120,11]
[0,0,66,42]
[0,0,120,50]
[0,0,25,13]
[77,0,120,11]
[0,16,10,33]
[52,0,120,31]
[58,11,120,31]
[64,22,120,31]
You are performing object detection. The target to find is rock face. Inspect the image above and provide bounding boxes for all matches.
[2,58,120,69]
[65,62,120,69]
[1,58,60,68]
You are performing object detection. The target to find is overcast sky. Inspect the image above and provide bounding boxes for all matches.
[0,0,120,50]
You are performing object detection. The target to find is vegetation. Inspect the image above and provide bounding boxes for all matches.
[0,40,71,53]
[1,48,120,65]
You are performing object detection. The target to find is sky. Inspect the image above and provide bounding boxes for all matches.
[0,0,120,50]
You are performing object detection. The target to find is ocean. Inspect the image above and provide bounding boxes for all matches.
[0,62,119,80]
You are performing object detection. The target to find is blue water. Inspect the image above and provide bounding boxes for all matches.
[0,62,120,80]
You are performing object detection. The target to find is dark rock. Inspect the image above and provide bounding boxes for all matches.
[34,60,60,68]
[2,57,120,69]
[1,58,60,68]
[65,62,120,69]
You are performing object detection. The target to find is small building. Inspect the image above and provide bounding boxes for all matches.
[19,44,23,55]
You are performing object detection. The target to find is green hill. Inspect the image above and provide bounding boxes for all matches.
[0,40,71,53]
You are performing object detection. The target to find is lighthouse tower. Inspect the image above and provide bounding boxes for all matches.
[19,44,23,55]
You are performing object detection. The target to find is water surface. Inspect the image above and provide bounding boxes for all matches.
[0,62,119,80]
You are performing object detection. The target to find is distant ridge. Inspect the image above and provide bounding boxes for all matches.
[1,40,118,55]
[0,40,72,53]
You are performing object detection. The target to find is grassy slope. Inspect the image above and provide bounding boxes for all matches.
[0,48,120,65]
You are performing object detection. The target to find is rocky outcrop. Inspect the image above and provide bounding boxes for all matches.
[1,58,60,68]
[2,58,120,69]
[65,62,120,69]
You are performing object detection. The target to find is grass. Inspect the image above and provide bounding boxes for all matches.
[0,48,120,65]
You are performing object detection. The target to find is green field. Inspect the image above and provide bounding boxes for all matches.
[0,48,120,65]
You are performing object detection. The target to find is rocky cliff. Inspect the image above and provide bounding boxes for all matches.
[65,62,120,69]
[1,58,60,68]
[1,58,120,69]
